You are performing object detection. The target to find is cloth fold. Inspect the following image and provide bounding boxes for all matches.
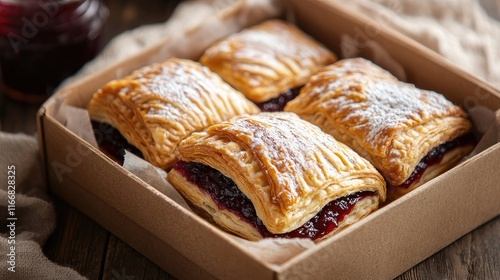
[0,132,85,279]
[1,0,499,279]
[338,0,500,88]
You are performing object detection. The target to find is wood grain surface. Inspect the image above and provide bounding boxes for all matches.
[1,0,499,279]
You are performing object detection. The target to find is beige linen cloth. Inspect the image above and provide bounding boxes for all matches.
[1,0,499,279]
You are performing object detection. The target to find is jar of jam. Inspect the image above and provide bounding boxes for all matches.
[0,0,108,103]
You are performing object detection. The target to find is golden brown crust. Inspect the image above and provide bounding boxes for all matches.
[200,20,337,102]
[385,142,475,202]
[169,112,386,234]
[169,167,380,242]
[285,58,473,185]
[87,58,260,169]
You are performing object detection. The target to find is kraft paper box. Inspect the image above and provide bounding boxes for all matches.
[37,0,500,279]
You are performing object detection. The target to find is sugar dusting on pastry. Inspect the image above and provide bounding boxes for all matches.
[204,19,331,75]
[210,112,375,210]
[287,58,467,157]
[132,59,255,122]
[335,78,464,155]
[176,111,386,234]
[200,20,337,102]
[87,58,260,170]
[285,58,472,186]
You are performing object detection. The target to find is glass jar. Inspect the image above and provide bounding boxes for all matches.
[0,0,108,103]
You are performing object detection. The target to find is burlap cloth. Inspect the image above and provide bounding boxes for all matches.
[1,0,499,279]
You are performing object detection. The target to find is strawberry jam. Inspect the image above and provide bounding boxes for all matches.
[394,133,476,189]
[91,121,143,165]
[173,160,376,240]
[256,87,301,112]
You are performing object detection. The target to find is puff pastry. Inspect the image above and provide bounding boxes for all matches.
[87,58,260,169]
[285,58,474,198]
[168,112,386,241]
[200,19,337,105]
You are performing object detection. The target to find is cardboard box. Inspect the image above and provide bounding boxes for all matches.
[38,0,500,279]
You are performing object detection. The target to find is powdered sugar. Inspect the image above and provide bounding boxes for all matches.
[215,112,365,208]
[329,77,459,153]
[207,20,327,66]
[201,20,336,99]
[128,58,255,124]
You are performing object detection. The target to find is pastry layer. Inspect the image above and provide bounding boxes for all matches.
[87,57,260,170]
[387,134,476,201]
[169,161,378,241]
[169,112,386,234]
[200,20,337,103]
[285,58,473,186]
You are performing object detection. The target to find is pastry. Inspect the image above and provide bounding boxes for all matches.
[200,19,337,111]
[87,57,260,169]
[285,58,475,200]
[167,112,386,241]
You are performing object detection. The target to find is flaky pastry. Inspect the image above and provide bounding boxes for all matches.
[285,58,474,194]
[200,20,337,103]
[87,58,260,169]
[168,112,386,241]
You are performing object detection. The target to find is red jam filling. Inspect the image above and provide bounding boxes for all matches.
[173,160,375,240]
[394,133,476,189]
[256,87,301,112]
[91,121,143,165]
[0,0,108,101]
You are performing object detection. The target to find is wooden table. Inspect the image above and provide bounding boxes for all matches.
[1,0,499,279]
